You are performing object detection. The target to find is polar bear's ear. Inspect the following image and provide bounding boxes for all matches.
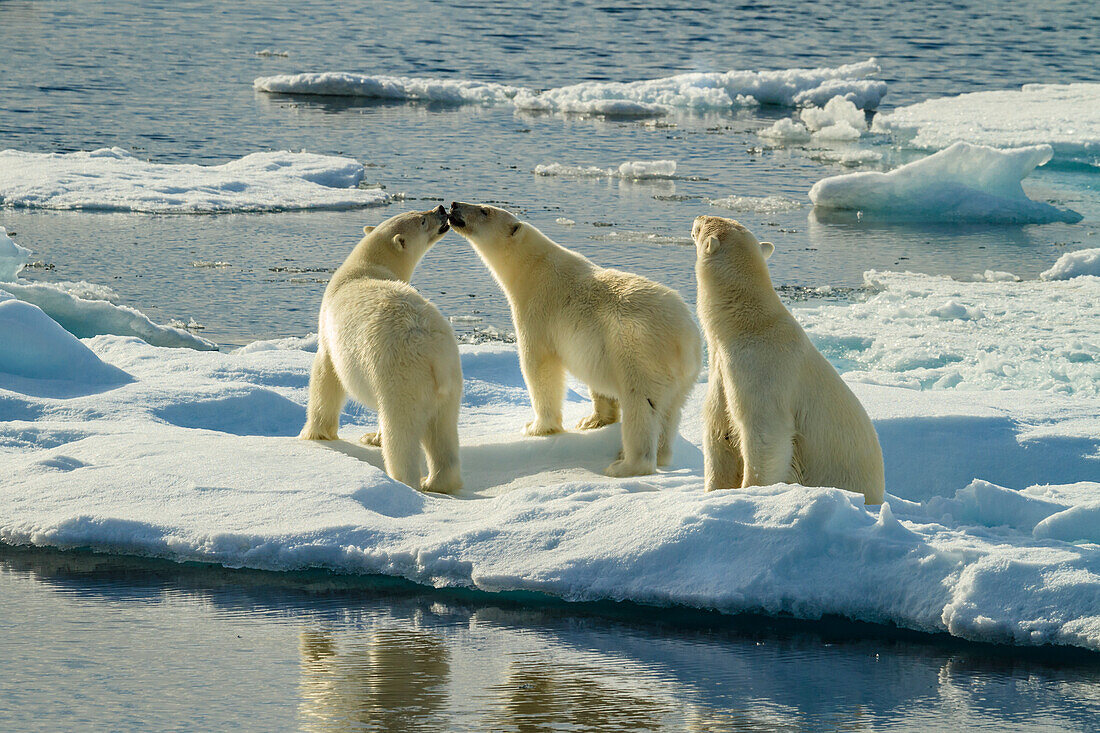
[363,225,375,235]
[703,236,721,255]
[759,241,774,260]
[392,234,406,250]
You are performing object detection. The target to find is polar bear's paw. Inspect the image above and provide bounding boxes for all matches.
[299,427,338,441]
[358,432,382,447]
[576,413,617,430]
[605,458,657,478]
[421,472,462,495]
[523,419,564,437]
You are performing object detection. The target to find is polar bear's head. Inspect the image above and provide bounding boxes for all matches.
[363,205,451,257]
[692,215,774,274]
[447,202,526,251]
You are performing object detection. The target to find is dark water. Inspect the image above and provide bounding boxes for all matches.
[3,545,1099,732]
[1,0,1097,345]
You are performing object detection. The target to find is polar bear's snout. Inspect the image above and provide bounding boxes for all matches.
[447,201,468,229]
[431,204,450,234]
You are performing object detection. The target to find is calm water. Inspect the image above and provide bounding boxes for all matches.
[2,2,1100,729]
[3,545,1099,733]
[1,0,1097,345]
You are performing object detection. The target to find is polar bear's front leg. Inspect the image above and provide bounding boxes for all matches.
[577,392,619,430]
[519,343,565,436]
[300,347,346,441]
[606,392,660,477]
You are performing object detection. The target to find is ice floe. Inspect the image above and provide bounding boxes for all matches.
[0,148,391,213]
[255,59,886,114]
[808,142,1083,224]
[797,268,1100,395]
[1,265,1098,651]
[534,160,677,179]
[1041,248,1100,281]
[707,195,805,214]
[0,229,215,350]
[760,95,869,144]
[871,83,1100,158]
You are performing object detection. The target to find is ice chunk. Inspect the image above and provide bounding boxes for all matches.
[872,83,1100,157]
[0,227,31,281]
[800,96,868,133]
[256,59,886,113]
[534,160,677,179]
[0,148,391,213]
[1040,248,1100,281]
[758,118,812,143]
[708,195,804,214]
[811,121,863,141]
[808,142,1083,224]
[0,299,132,390]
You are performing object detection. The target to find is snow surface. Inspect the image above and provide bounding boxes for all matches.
[798,269,1100,396]
[255,59,886,114]
[0,229,215,350]
[1,276,1098,651]
[1041,248,1100,281]
[0,148,391,213]
[871,83,1100,157]
[809,142,1083,224]
[534,160,677,179]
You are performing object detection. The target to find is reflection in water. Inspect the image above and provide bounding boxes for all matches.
[486,653,670,732]
[299,629,450,732]
[2,545,1100,732]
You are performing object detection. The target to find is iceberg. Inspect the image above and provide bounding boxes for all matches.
[808,142,1083,224]
[871,83,1100,158]
[0,148,391,213]
[1,276,1098,651]
[255,59,886,114]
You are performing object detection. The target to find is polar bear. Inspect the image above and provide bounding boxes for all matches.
[449,202,702,477]
[299,206,462,493]
[693,215,884,504]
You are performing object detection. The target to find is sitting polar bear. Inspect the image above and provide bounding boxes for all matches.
[300,206,462,494]
[693,215,884,504]
[449,202,702,477]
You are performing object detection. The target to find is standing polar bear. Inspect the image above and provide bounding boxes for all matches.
[449,202,702,477]
[300,206,463,494]
[693,215,884,504]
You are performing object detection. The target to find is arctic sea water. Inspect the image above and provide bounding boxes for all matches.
[1,0,1099,730]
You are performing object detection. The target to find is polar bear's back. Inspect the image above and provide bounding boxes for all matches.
[320,278,461,407]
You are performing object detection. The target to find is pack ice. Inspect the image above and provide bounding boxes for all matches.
[255,59,887,115]
[0,148,391,213]
[809,143,1083,224]
[1,255,1099,651]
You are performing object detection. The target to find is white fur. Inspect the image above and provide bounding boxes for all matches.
[300,208,462,493]
[693,215,884,504]
[451,202,702,477]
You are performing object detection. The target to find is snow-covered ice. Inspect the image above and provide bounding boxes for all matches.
[1,267,1098,651]
[0,148,391,213]
[809,142,1083,224]
[0,228,215,350]
[798,269,1100,395]
[760,96,869,144]
[534,160,677,179]
[871,83,1100,158]
[1041,248,1100,281]
[255,59,887,114]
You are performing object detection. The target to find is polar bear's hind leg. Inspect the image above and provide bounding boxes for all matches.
[577,392,619,430]
[300,347,346,441]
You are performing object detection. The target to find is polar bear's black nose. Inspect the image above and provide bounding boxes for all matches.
[434,204,446,216]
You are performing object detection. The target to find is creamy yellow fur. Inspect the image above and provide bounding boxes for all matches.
[693,215,884,504]
[300,207,462,493]
[451,202,702,477]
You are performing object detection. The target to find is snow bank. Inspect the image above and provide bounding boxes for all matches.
[255,59,886,114]
[1041,248,1100,281]
[797,269,1100,395]
[1,286,1099,651]
[872,83,1100,157]
[0,148,391,213]
[0,232,215,350]
[534,160,677,179]
[808,142,1083,224]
